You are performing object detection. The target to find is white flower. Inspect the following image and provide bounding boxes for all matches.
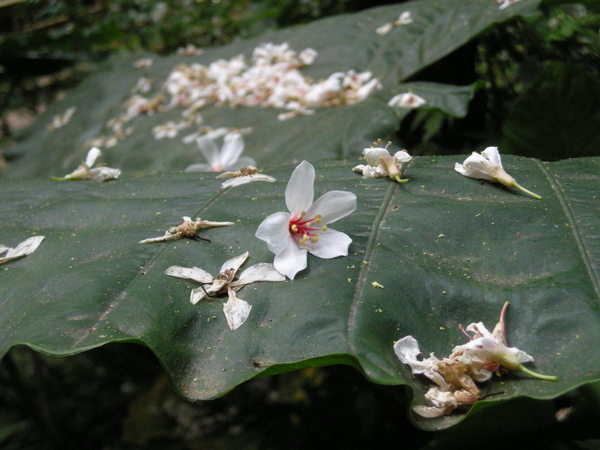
[497,0,521,9]
[353,140,412,183]
[455,146,542,199]
[255,161,356,280]
[185,133,255,172]
[0,236,45,266]
[152,121,186,139]
[177,43,204,56]
[164,252,285,330]
[47,106,77,131]
[53,147,121,182]
[139,216,234,244]
[134,58,153,69]
[388,92,426,108]
[395,302,557,418]
[376,11,413,35]
[216,166,276,188]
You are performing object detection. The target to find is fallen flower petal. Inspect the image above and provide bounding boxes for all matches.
[455,146,542,199]
[139,216,234,244]
[47,106,77,131]
[216,166,276,188]
[0,236,45,265]
[413,388,480,418]
[52,147,121,182]
[223,288,252,330]
[376,11,413,35]
[388,92,426,108]
[256,161,356,279]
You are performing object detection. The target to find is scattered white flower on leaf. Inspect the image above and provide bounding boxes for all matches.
[353,139,412,183]
[185,132,256,173]
[394,302,556,417]
[152,121,187,139]
[135,77,153,94]
[255,161,357,280]
[451,302,557,382]
[134,58,153,69]
[217,166,276,189]
[177,43,204,56]
[376,11,413,35]
[47,106,77,131]
[455,146,542,199]
[388,92,426,108]
[139,216,234,244]
[497,0,521,9]
[0,236,45,266]
[52,147,121,182]
[164,251,285,330]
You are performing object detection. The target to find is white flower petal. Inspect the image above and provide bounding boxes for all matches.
[196,135,221,168]
[234,263,286,286]
[393,150,412,165]
[363,147,390,166]
[255,211,292,254]
[190,286,211,305]
[219,252,249,275]
[306,190,357,225]
[219,133,245,169]
[164,265,214,284]
[185,163,213,172]
[307,228,351,259]
[139,231,182,243]
[0,236,45,264]
[273,237,308,280]
[88,167,121,181]
[223,289,252,330]
[454,154,495,181]
[412,405,447,418]
[285,161,314,216]
[394,336,427,372]
[85,147,102,167]
[221,174,276,189]
[481,146,503,168]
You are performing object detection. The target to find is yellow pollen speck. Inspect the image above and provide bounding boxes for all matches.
[299,239,307,246]
[311,235,319,242]
[306,222,313,227]
[291,224,298,232]
[321,225,328,232]
[372,281,384,289]
[300,211,306,217]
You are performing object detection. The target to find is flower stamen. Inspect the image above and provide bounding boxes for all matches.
[289,212,326,246]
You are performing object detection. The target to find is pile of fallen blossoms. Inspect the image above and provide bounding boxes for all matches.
[163,42,381,119]
[85,42,381,149]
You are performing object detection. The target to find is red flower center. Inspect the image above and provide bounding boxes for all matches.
[288,212,327,246]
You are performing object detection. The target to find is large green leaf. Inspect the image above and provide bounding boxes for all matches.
[1,156,598,429]
[3,0,541,178]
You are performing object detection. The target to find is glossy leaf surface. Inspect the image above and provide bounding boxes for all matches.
[1,156,598,430]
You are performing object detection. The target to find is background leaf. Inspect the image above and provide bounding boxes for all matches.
[3,0,541,178]
[1,156,598,430]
